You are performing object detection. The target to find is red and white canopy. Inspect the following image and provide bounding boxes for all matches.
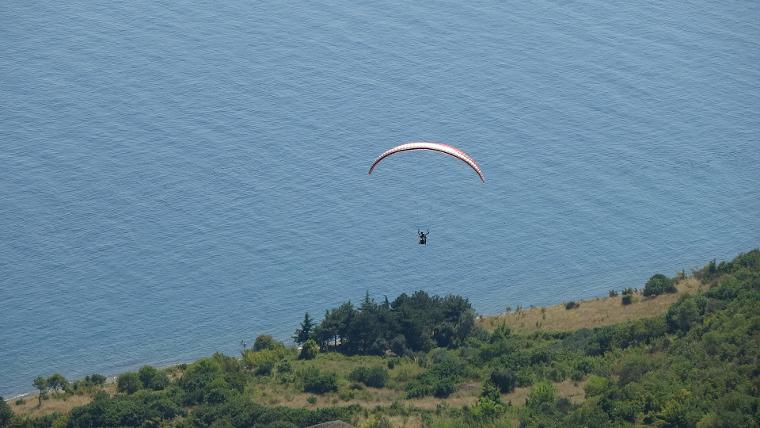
[368,142,484,182]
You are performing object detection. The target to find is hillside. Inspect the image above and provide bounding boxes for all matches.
[2,250,758,427]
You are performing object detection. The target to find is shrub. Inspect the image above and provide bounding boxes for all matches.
[526,381,555,409]
[432,379,457,398]
[256,360,275,376]
[0,396,12,427]
[583,375,610,397]
[116,372,142,394]
[301,368,337,394]
[643,274,677,296]
[622,295,633,305]
[565,301,579,310]
[349,366,389,388]
[253,335,284,351]
[299,339,319,360]
[138,366,168,390]
[608,289,619,297]
[87,374,107,386]
[46,373,69,393]
[243,349,281,375]
[306,395,317,405]
[489,368,517,393]
[276,359,292,374]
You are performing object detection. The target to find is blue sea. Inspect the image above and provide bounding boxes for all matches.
[1,0,758,396]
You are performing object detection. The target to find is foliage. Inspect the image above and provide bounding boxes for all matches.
[298,339,319,360]
[489,368,517,393]
[177,353,245,405]
[643,273,677,296]
[300,367,338,394]
[242,348,284,376]
[313,291,475,355]
[292,313,315,346]
[116,372,142,395]
[14,250,760,428]
[621,294,633,305]
[33,376,48,407]
[0,396,13,428]
[565,301,579,310]
[138,366,168,390]
[253,335,284,352]
[348,366,389,388]
[46,374,69,393]
[405,353,463,398]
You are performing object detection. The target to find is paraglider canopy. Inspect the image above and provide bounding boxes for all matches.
[368,142,484,182]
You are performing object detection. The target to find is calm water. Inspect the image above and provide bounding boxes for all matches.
[1,0,759,396]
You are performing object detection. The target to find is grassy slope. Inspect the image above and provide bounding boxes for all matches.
[479,277,702,333]
[9,279,694,421]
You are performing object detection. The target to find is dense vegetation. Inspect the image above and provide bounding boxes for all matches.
[303,291,476,355]
[3,250,758,427]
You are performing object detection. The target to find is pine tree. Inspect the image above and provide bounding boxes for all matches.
[293,312,314,345]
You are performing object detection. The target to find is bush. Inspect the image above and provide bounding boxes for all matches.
[256,360,275,376]
[46,373,69,392]
[299,339,319,360]
[0,396,13,427]
[138,366,168,390]
[349,366,389,388]
[490,368,517,393]
[243,349,281,375]
[253,335,284,351]
[608,289,619,297]
[86,374,107,386]
[116,372,142,394]
[276,359,292,374]
[565,301,579,310]
[643,274,677,296]
[526,381,555,409]
[301,368,338,394]
[622,295,633,305]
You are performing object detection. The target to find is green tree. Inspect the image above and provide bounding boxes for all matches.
[46,373,69,393]
[86,374,107,386]
[644,274,676,296]
[33,376,48,407]
[490,368,517,393]
[116,372,143,394]
[253,335,284,351]
[293,312,315,345]
[0,396,13,427]
[301,367,338,394]
[526,381,555,410]
[349,366,389,388]
[299,339,319,360]
[138,365,168,390]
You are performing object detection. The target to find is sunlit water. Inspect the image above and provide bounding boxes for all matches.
[1,0,759,396]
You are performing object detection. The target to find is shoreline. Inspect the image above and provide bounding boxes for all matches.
[4,279,700,403]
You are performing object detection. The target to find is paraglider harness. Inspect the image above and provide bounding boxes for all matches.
[418,229,429,245]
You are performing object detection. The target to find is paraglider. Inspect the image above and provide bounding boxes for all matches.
[368,141,484,182]
[369,142,484,245]
[418,229,429,245]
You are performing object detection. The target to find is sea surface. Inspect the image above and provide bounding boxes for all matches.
[1,0,759,396]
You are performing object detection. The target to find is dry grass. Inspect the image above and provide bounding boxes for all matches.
[9,385,115,419]
[479,277,703,333]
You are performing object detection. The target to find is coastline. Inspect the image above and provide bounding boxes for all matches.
[5,279,698,404]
